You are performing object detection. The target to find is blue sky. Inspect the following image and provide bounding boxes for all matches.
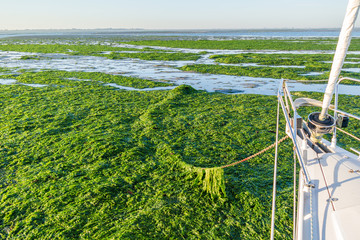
[1,0,355,30]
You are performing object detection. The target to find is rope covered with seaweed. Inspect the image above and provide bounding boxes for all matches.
[210,135,290,169]
[193,135,289,198]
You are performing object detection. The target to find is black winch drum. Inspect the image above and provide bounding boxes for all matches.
[307,112,336,135]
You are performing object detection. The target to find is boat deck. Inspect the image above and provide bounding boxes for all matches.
[299,140,360,240]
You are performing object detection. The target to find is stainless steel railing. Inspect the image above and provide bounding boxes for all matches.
[278,79,312,186]
[331,77,360,149]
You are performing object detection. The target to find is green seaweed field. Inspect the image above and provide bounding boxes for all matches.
[0,37,360,239]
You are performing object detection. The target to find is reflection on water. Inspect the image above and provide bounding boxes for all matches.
[0,79,17,85]
[1,49,360,95]
[104,83,176,91]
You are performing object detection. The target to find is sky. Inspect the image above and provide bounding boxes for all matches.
[0,0,357,30]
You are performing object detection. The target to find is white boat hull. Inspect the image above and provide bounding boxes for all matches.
[296,137,360,240]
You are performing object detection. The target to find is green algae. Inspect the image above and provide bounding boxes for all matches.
[211,53,333,69]
[124,39,339,50]
[103,52,201,61]
[0,44,142,54]
[0,43,202,61]
[1,37,360,239]
[1,74,359,239]
[179,52,360,81]
[180,64,328,80]
[12,70,172,89]
[180,62,360,81]
[124,38,360,51]
[0,80,296,239]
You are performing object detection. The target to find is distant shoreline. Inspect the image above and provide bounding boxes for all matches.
[2,28,360,39]
[0,28,356,32]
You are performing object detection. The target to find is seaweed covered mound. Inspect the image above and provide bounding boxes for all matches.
[170,84,197,95]
[0,80,300,239]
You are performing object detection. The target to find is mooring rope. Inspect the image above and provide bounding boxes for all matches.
[336,127,360,142]
[212,135,289,169]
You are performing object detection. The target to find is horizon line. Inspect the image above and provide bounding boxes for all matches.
[0,27,354,32]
